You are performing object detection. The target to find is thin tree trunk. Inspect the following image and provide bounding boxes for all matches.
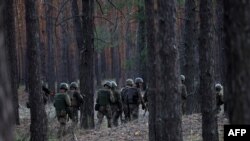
[0,1,14,140]
[183,0,200,114]
[145,0,156,140]
[25,0,48,140]
[224,0,250,124]
[147,0,183,140]
[45,0,56,92]
[136,0,147,82]
[5,0,20,125]
[71,0,83,50]
[80,0,95,129]
[199,0,218,140]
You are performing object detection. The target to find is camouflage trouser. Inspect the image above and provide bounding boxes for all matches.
[111,104,122,127]
[123,103,139,121]
[130,104,139,120]
[56,111,68,139]
[69,107,79,132]
[97,105,112,129]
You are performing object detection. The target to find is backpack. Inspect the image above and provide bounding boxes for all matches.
[97,89,114,106]
[122,87,139,104]
[54,93,68,115]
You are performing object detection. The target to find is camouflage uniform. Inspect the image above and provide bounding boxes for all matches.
[215,83,224,113]
[96,81,114,129]
[121,79,145,121]
[180,75,187,114]
[68,82,84,134]
[110,81,122,127]
[54,83,71,139]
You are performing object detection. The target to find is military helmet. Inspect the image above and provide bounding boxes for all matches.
[104,81,112,88]
[215,83,223,92]
[59,83,69,90]
[70,82,78,89]
[135,77,143,83]
[126,79,134,86]
[111,81,117,88]
[180,75,185,81]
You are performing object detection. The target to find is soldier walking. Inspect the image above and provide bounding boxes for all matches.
[215,83,224,114]
[68,82,84,140]
[95,81,114,129]
[54,83,71,139]
[121,79,145,121]
[110,81,122,127]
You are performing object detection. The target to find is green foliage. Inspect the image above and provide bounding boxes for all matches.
[177,0,185,6]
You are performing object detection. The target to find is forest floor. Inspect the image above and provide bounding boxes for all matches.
[16,87,228,141]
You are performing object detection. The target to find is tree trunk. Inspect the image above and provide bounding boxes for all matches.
[58,0,70,83]
[145,0,156,140]
[136,0,147,82]
[199,0,218,140]
[224,0,250,124]
[5,0,20,125]
[183,0,200,114]
[0,1,14,140]
[80,0,95,129]
[25,0,48,140]
[45,0,56,92]
[147,0,183,140]
[71,0,83,50]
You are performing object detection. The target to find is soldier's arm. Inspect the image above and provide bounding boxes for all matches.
[65,94,71,107]
[138,90,146,108]
[109,90,115,103]
[182,85,187,99]
[117,91,123,110]
[74,92,84,104]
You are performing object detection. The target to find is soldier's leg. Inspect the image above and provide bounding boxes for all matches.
[111,105,119,126]
[69,108,79,141]
[113,111,119,127]
[131,104,139,120]
[123,104,130,122]
[96,111,104,129]
[58,116,67,139]
[106,106,113,128]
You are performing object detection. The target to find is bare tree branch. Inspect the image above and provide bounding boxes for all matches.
[96,0,104,14]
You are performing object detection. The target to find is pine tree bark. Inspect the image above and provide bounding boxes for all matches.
[136,0,147,81]
[224,0,250,124]
[25,0,48,140]
[145,0,156,140]
[183,0,200,114]
[5,0,20,125]
[80,0,95,129]
[45,0,56,92]
[0,1,14,140]
[147,0,183,140]
[199,0,218,140]
[71,0,83,50]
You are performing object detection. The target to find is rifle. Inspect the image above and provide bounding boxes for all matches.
[126,93,131,121]
[143,103,148,117]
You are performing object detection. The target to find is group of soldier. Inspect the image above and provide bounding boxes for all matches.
[53,82,84,140]
[95,77,147,129]
[26,75,224,140]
